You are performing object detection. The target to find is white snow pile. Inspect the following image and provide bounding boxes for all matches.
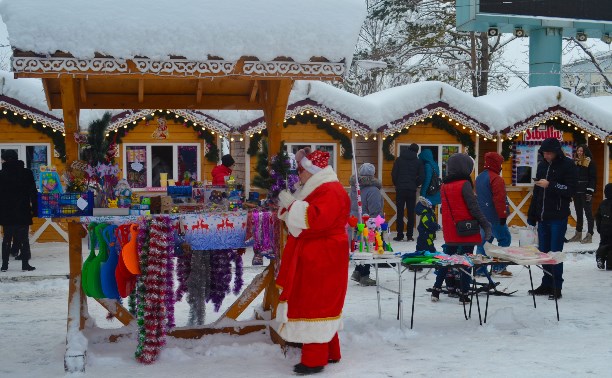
[0,0,367,64]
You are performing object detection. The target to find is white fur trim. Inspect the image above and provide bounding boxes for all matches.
[273,317,343,344]
[294,166,338,200]
[275,302,288,324]
[300,156,323,174]
[286,200,308,236]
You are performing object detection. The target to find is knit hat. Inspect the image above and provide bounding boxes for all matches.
[409,143,419,153]
[1,149,18,162]
[359,163,375,177]
[484,152,503,173]
[300,150,330,174]
[221,154,235,167]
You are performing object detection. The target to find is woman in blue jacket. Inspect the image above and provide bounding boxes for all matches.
[418,149,441,206]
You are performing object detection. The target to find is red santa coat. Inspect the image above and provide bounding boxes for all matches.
[275,166,350,343]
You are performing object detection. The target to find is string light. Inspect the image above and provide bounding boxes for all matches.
[373,136,377,140]
[240,137,244,141]
[2,110,6,114]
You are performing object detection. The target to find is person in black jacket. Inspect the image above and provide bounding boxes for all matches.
[595,183,612,270]
[527,138,577,300]
[567,144,596,244]
[391,143,424,241]
[1,150,38,272]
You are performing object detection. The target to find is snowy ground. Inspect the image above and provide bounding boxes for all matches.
[1,227,611,378]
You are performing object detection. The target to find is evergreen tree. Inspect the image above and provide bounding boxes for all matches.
[252,138,270,189]
[81,112,115,165]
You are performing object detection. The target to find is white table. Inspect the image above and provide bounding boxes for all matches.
[351,256,405,329]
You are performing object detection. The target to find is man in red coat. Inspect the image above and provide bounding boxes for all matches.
[275,149,351,375]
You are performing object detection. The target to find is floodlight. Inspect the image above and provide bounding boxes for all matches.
[514,28,525,38]
[487,27,499,37]
[576,32,588,42]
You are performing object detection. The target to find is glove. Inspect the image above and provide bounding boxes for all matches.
[499,218,507,226]
[484,231,493,242]
[527,217,537,227]
[585,194,593,202]
[275,301,288,324]
[278,190,295,209]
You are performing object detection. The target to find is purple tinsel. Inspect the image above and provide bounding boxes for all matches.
[175,252,191,302]
[233,249,243,295]
[208,249,233,311]
[268,154,299,199]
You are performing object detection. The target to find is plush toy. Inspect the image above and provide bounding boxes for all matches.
[107,199,118,208]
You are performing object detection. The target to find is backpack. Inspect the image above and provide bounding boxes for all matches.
[426,168,441,196]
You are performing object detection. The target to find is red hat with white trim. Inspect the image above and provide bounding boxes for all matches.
[300,150,330,174]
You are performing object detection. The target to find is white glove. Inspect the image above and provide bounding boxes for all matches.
[278,190,295,209]
[275,301,288,324]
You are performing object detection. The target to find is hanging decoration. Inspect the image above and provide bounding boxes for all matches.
[252,211,280,260]
[208,249,235,312]
[247,130,266,156]
[151,117,169,140]
[135,216,174,365]
[186,251,210,326]
[134,218,151,360]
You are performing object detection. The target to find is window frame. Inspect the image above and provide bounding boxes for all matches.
[0,143,52,189]
[396,142,462,177]
[123,142,201,190]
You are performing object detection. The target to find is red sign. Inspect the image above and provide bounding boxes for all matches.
[524,127,563,142]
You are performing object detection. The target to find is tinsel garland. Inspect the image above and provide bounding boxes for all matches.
[165,244,176,329]
[174,231,191,302]
[134,218,151,361]
[268,145,299,199]
[253,211,277,259]
[208,249,234,312]
[136,216,174,365]
[186,250,210,326]
[233,249,244,295]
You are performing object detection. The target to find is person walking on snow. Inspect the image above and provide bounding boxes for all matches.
[567,144,596,244]
[527,138,577,300]
[1,150,37,272]
[475,152,512,277]
[275,149,350,376]
[595,183,612,270]
[391,143,423,241]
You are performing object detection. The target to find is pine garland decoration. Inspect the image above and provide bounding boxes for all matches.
[0,111,66,162]
[134,218,150,361]
[247,130,267,156]
[81,112,115,165]
[283,113,353,158]
[110,111,220,162]
[382,114,476,160]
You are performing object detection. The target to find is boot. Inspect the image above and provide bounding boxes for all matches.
[22,264,36,272]
[359,276,377,286]
[293,363,324,375]
[528,285,553,296]
[596,257,605,270]
[351,270,361,283]
[1,263,7,272]
[458,294,471,304]
[431,287,441,302]
[548,288,562,300]
[581,233,593,244]
[392,234,404,242]
[567,231,582,243]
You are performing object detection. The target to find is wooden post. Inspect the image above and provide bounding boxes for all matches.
[60,76,86,372]
[260,79,293,320]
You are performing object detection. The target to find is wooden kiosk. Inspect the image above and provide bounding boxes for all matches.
[4,2,365,371]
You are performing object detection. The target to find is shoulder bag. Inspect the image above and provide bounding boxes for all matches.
[443,186,480,236]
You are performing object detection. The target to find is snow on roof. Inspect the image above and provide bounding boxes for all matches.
[234,80,612,138]
[0,0,366,65]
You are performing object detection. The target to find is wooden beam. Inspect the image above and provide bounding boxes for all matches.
[196,79,204,103]
[168,324,266,339]
[49,93,265,110]
[96,299,135,326]
[214,265,273,323]
[249,80,259,102]
[59,76,80,168]
[79,79,87,103]
[138,79,144,103]
[41,79,53,111]
[262,79,294,157]
[65,221,87,373]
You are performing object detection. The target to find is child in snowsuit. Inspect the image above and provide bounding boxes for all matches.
[415,196,439,252]
[595,183,612,270]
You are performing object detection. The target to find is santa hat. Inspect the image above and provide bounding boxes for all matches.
[300,150,330,174]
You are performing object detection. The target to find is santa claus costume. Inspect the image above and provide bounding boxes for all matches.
[275,149,351,375]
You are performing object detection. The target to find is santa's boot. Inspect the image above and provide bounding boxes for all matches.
[567,231,582,242]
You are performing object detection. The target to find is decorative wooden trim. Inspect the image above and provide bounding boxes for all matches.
[107,109,232,136]
[13,56,129,73]
[13,56,345,79]
[243,61,345,77]
[505,107,607,140]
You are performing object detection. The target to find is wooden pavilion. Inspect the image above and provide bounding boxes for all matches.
[2,0,366,371]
